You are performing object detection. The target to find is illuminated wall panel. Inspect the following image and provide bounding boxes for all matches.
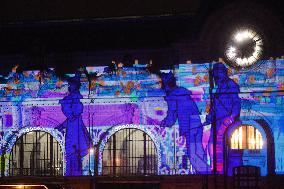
[0,60,283,176]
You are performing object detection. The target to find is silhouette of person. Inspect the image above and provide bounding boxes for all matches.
[160,72,208,173]
[204,63,241,172]
[57,73,92,176]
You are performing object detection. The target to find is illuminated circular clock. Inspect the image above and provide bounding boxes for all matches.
[225,28,264,68]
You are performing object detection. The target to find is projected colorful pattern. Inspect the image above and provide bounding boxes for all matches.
[0,60,283,176]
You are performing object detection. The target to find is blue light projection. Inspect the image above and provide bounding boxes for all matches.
[160,72,209,173]
[203,63,241,172]
[0,60,283,176]
[56,73,93,176]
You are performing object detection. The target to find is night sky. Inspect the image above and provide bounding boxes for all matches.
[0,0,284,74]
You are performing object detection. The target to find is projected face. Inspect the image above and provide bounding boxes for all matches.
[160,72,176,93]
[213,68,228,86]
[68,82,79,93]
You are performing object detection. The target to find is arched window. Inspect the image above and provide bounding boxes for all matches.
[102,128,157,175]
[231,125,263,150]
[9,131,63,176]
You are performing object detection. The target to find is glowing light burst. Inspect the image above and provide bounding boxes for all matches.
[225,29,263,68]
[89,148,94,154]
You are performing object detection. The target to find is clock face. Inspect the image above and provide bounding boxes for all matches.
[225,28,264,68]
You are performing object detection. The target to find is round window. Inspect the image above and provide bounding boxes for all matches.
[225,28,264,68]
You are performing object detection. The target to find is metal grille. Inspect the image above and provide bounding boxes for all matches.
[8,131,63,176]
[102,128,157,175]
[233,166,260,189]
[231,125,263,150]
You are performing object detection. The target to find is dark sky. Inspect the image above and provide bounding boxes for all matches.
[0,0,201,23]
[0,0,284,74]
[1,0,283,23]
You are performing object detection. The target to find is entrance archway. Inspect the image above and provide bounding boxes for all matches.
[8,130,63,176]
[102,128,158,175]
[225,120,273,176]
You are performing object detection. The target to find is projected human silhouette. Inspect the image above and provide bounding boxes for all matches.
[160,72,208,173]
[204,62,241,172]
[57,73,92,176]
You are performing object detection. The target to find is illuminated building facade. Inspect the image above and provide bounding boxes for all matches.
[0,1,284,189]
[0,59,283,188]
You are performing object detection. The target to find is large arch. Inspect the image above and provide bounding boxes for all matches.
[98,124,161,175]
[3,127,65,176]
[255,119,275,175]
[225,119,274,176]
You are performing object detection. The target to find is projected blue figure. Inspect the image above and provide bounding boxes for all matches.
[204,63,241,172]
[160,72,208,173]
[57,73,92,176]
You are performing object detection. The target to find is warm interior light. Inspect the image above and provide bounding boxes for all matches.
[89,148,94,154]
[0,185,48,189]
[231,125,263,150]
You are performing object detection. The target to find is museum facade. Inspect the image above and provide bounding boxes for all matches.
[0,59,283,189]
